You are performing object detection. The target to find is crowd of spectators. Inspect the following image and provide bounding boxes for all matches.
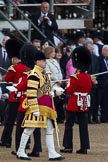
[0,1,108,126]
[0,2,108,162]
[0,29,108,125]
[1,1,107,123]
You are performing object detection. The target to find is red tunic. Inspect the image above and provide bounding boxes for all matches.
[16,71,56,113]
[66,72,92,112]
[16,72,28,112]
[5,63,27,102]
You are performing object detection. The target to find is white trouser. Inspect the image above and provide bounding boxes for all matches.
[17,128,34,158]
[17,119,61,158]
[46,119,61,158]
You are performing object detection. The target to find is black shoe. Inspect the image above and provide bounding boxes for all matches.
[76,149,87,154]
[49,156,65,161]
[0,142,11,148]
[88,119,96,124]
[100,119,108,123]
[60,148,72,153]
[0,122,5,126]
[17,155,31,160]
[93,119,100,124]
[28,152,40,157]
[57,120,64,124]
[11,150,16,155]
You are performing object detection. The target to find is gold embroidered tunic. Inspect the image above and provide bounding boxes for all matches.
[22,65,57,128]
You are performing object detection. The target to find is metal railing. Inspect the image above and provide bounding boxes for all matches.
[0,10,29,42]
[0,0,94,44]
[0,0,56,46]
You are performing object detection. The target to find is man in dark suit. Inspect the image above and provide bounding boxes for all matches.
[97,45,108,123]
[84,41,100,124]
[0,83,10,125]
[0,35,12,80]
[30,1,58,43]
[92,30,104,56]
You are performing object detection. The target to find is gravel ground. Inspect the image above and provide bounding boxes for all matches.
[0,123,108,162]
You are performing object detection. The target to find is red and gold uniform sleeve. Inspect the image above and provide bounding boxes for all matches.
[16,72,28,92]
[5,64,27,102]
[5,65,16,82]
[5,63,27,83]
[66,74,78,95]
[15,72,30,112]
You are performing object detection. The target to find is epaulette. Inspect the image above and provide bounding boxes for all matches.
[71,74,78,79]
[8,65,16,72]
[28,70,40,79]
[23,71,31,75]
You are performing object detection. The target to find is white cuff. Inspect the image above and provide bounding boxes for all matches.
[48,21,52,26]
[33,111,40,117]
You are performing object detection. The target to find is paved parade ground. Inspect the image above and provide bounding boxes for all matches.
[0,123,108,162]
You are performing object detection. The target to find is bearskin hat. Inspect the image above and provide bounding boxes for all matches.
[5,38,23,59]
[20,43,46,69]
[72,46,91,72]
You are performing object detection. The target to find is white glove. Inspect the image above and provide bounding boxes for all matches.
[6,86,17,92]
[33,111,40,117]
[50,91,54,97]
[52,86,64,96]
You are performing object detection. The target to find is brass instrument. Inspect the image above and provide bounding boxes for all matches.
[37,72,51,98]
[22,72,51,109]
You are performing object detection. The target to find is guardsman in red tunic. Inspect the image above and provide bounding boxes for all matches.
[11,71,30,155]
[60,46,92,154]
[16,43,65,161]
[11,52,42,157]
[0,39,27,148]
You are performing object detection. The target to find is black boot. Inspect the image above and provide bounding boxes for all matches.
[76,149,87,154]
[60,148,72,153]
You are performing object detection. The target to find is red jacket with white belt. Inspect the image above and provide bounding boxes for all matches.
[5,63,27,102]
[66,72,92,112]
